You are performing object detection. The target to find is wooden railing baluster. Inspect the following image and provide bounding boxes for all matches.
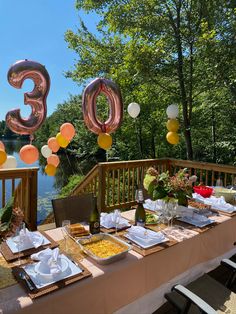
[69,158,236,212]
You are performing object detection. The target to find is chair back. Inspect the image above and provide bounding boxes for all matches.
[51,193,95,227]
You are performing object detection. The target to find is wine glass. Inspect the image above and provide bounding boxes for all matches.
[61,220,71,252]
[13,222,25,266]
[112,209,121,235]
[164,202,172,229]
[169,199,178,229]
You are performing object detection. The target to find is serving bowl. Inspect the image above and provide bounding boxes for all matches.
[214,187,236,203]
[193,186,213,198]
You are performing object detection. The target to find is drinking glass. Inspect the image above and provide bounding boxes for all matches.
[170,199,178,228]
[112,209,121,235]
[61,220,71,252]
[13,222,25,266]
[164,202,172,229]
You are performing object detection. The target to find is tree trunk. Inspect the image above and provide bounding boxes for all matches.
[174,3,193,160]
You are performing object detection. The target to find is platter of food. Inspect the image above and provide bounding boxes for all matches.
[68,223,90,238]
[77,233,131,264]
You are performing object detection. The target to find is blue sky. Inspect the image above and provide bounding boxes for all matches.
[0,0,99,120]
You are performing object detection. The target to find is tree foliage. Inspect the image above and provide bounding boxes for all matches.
[63,0,236,164]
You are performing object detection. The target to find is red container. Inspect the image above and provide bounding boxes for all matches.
[193,186,213,198]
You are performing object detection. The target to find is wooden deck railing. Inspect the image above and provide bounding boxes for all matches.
[70,158,236,212]
[0,168,38,230]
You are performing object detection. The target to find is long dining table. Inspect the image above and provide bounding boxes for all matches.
[1,211,236,314]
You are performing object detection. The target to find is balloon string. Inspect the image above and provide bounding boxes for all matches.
[29,134,34,144]
[65,143,83,177]
[65,149,76,176]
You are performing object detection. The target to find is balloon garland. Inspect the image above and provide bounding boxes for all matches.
[82,78,123,150]
[166,104,180,145]
[42,122,76,176]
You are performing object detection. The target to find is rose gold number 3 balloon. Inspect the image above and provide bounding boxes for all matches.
[6,59,50,136]
[82,78,123,134]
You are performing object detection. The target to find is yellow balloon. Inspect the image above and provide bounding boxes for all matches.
[166,132,180,145]
[97,133,112,150]
[166,119,180,132]
[56,132,69,148]
[45,164,56,176]
[0,149,7,165]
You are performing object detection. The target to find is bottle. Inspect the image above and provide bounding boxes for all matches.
[89,197,100,234]
[135,189,146,227]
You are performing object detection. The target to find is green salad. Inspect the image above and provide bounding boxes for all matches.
[145,213,158,224]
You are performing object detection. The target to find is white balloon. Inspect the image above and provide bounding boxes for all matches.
[41,145,52,158]
[166,104,179,119]
[127,102,140,118]
[2,155,17,169]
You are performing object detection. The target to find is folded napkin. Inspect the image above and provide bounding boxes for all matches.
[192,193,236,212]
[143,199,165,211]
[128,226,165,243]
[31,248,61,275]
[19,228,43,248]
[100,212,130,229]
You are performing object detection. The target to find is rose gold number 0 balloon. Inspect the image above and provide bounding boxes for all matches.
[6,59,50,136]
[82,78,123,134]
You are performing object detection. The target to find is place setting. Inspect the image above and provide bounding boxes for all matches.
[12,246,92,299]
[1,223,58,262]
[118,224,178,257]
[100,209,131,234]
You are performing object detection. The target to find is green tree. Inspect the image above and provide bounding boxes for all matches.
[65,0,236,161]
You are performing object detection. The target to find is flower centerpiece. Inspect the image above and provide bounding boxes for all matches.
[0,197,24,242]
[143,167,197,206]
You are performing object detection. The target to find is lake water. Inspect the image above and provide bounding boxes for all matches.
[1,139,82,225]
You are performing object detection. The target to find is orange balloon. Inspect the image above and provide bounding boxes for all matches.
[45,164,56,176]
[97,133,112,150]
[48,137,60,153]
[20,144,39,164]
[0,149,7,165]
[60,123,75,141]
[0,141,5,151]
[166,132,180,145]
[47,154,60,167]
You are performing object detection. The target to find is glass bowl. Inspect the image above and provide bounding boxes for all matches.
[193,186,213,198]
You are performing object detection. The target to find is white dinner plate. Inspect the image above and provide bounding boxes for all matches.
[177,215,214,228]
[35,257,69,279]
[23,254,83,289]
[125,232,168,249]
[6,232,49,253]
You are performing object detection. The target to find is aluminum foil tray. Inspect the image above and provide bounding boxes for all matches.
[76,233,131,265]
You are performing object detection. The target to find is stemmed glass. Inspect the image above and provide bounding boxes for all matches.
[170,200,178,228]
[61,220,71,253]
[163,201,172,229]
[13,222,25,266]
[112,209,121,235]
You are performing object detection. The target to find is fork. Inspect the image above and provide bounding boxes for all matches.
[19,270,36,291]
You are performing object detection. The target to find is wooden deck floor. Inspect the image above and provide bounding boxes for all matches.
[153,254,236,313]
